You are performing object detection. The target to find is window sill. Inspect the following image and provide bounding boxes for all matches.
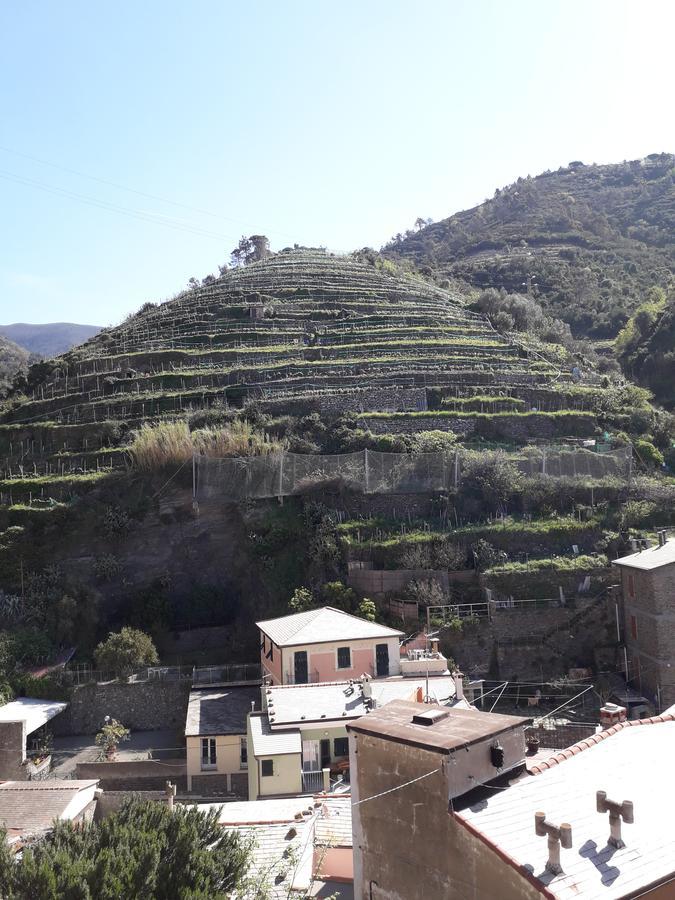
[200,764,217,771]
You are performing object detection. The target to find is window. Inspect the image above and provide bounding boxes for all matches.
[334,737,349,758]
[201,738,216,770]
[630,615,638,640]
[261,759,274,777]
[240,738,248,770]
[337,646,351,669]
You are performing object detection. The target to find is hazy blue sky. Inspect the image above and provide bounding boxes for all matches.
[0,0,673,325]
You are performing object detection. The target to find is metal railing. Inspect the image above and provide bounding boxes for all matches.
[192,663,261,687]
[302,770,325,793]
[426,602,490,627]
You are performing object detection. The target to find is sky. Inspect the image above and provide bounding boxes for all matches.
[0,0,673,326]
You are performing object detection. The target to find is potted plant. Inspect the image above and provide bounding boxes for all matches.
[95,717,130,761]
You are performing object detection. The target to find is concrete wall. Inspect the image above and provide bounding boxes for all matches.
[186,733,247,792]
[54,679,191,735]
[0,720,26,780]
[260,633,283,685]
[620,562,675,709]
[349,730,541,900]
[249,750,302,800]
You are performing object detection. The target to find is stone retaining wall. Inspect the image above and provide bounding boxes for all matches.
[54,679,191,736]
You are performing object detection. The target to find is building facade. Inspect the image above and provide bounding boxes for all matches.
[613,536,675,710]
[257,607,403,685]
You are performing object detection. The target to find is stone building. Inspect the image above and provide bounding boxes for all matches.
[613,534,675,710]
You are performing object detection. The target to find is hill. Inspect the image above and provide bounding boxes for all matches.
[0,335,29,395]
[0,249,672,676]
[0,322,101,358]
[616,286,675,409]
[383,154,675,339]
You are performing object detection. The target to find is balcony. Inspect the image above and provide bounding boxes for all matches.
[301,770,326,793]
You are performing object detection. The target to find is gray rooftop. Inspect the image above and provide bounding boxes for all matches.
[185,687,260,737]
[346,699,530,753]
[0,697,68,735]
[266,676,455,728]
[0,780,99,840]
[613,538,675,570]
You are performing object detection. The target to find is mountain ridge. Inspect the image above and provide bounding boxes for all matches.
[0,322,101,358]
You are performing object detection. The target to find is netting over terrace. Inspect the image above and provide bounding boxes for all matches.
[195,446,633,502]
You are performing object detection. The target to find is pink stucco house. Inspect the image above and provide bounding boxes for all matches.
[256,606,404,685]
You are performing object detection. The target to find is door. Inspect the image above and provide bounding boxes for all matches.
[294,651,308,684]
[320,739,331,769]
[375,643,389,677]
[302,739,320,772]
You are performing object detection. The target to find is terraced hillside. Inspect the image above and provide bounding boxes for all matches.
[1,249,673,681]
[0,250,581,495]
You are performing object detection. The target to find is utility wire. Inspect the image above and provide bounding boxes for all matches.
[0,144,297,241]
[352,766,442,807]
[0,169,237,242]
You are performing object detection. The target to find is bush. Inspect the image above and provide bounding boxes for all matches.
[94,627,159,676]
[0,798,251,899]
[634,439,664,468]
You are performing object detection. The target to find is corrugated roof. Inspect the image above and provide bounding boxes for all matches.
[458,719,675,899]
[256,606,403,647]
[0,780,99,837]
[197,796,319,825]
[249,714,301,757]
[613,539,675,570]
[0,698,67,735]
[185,686,259,737]
[266,676,455,728]
[347,699,530,753]
[314,796,352,847]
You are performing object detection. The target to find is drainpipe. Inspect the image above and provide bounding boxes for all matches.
[165,781,176,813]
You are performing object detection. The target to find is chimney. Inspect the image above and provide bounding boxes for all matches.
[599,703,627,730]
[535,812,573,875]
[453,670,465,703]
[165,780,176,813]
[596,791,634,848]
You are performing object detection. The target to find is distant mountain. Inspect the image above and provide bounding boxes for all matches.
[384,154,675,339]
[0,333,29,394]
[0,322,101,358]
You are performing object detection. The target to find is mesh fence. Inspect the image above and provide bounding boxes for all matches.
[195,446,632,502]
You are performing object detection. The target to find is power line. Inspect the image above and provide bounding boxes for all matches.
[0,168,236,243]
[0,144,297,241]
[352,766,442,807]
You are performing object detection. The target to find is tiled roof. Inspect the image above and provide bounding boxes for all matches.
[256,606,403,647]
[194,796,352,899]
[528,712,675,774]
[0,697,68,735]
[613,540,675,570]
[0,780,99,838]
[185,686,259,737]
[249,714,301,756]
[266,676,454,728]
[458,718,675,899]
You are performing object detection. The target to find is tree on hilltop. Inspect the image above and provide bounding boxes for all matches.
[230,234,272,267]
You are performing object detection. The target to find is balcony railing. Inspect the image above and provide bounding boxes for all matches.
[192,663,262,687]
[301,770,325,793]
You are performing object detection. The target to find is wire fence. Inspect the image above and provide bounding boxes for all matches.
[195,446,632,502]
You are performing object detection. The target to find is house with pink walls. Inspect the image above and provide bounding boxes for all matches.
[257,607,404,685]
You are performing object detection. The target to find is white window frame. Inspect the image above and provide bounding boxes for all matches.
[302,739,321,772]
[201,737,217,770]
[240,737,248,770]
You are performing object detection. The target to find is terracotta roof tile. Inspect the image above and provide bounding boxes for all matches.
[529,712,675,774]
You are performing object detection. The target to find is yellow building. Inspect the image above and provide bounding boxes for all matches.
[185,686,259,795]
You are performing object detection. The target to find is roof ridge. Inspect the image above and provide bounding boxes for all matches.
[529,713,675,774]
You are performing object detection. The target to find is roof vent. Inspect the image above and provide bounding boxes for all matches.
[596,791,634,848]
[535,812,572,875]
[412,708,451,726]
